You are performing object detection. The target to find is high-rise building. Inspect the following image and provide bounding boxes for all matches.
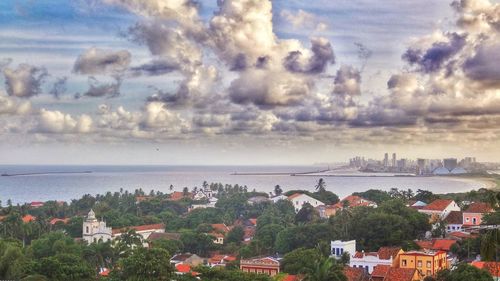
[443,158,458,171]
[392,153,397,167]
[384,153,389,167]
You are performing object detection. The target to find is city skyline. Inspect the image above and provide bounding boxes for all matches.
[1,0,500,165]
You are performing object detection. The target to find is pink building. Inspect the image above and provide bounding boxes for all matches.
[463,202,494,226]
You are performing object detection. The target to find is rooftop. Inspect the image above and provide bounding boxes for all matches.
[464,202,494,213]
[421,199,454,211]
[443,211,463,224]
[112,223,165,235]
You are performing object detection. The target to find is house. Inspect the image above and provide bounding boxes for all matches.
[240,256,281,276]
[443,211,463,233]
[112,223,165,242]
[247,196,269,205]
[371,265,421,281]
[209,223,231,244]
[169,191,192,201]
[50,218,70,225]
[210,232,225,244]
[287,193,325,212]
[331,240,356,259]
[399,250,448,278]
[316,205,338,218]
[416,239,457,252]
[270,194,288,203]
[418,199,460,220]
[170,253,205,267]
[350,246,403,274]
[409,201,427,210]
[30,201,44,208]
[191,197,218,210]
[471,261,500,281]
[209,254,237,267]
[335,195,378,209]
[343,266,370,281]
[22,214,36,223]
[463,202,494,226]
[175,264,200,276]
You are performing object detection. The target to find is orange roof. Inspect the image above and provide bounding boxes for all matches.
[287,193,304,200]
[344,266,368,281]
[283,275,301,281]
[99,268,110,276]
[50,218,70,225]
[249,218,257,226]
[112,223,165,235]
[210,232,224,238]
[377,247,402,259]
[22,214,36,223]
[471,261,500,277]
[211,223,231,233]
[443,211,463,224]
[176,264,191,273]
[421,199,454,211]
[464,202,494,213]
[385,267,417,281]
[169,191,191,201]
[371,265,391,277]
[416,239,456,252]
[449,231,472,239]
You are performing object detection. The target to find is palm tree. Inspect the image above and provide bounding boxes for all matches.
[304,258,347,281]
[315,178,326,192]
[481,228,500,278]
[169,185,174,191]
[274,185,283,196]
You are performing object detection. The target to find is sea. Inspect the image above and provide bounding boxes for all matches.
[0,165,490,204]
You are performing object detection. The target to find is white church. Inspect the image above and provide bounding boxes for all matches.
[82,209,165,245]
[82,209,112,243]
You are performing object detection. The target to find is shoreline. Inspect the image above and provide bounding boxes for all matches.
[445,176,498,190]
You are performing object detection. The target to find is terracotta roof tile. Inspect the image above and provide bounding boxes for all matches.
[287,193,303,200]
[377,247,402,260]
[22,215,36,223]
[471,261,500,277]
[112,223,165,235]
[50,218,69,225]
[443,211,463,224]
[371,265,390,277]
[464,202,494,213]
[344,266,369,281]
[421,199,454,211]
[385,267,417,281]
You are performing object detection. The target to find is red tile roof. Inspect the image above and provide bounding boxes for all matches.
[421,199,454,211]
[50,218,70,225]
[371,265,390,278]
[471,261,500,277]
[333,195,376,209]
[464,202,494,213]
[249,218,257,226]
[377,247,402,260]
[30,201,44,207]
[448,231,472,239]
[344,266,369,281]
[99,268,110,276]
[283,275,301,281]
[287,193,304,200]
[211,223,231,233]
[432,239,457,251]
[443,211,463,224]
[385,267,417,281]
[112,223,165,235]
[169,191,192,201]
[176,264,191,273]
[22,215,36,223]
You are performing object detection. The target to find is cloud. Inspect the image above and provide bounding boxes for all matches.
[130,60,180,76]
[281,9,329,31]
[50,77,68,99]
[283,37,335,74]
[463,41,500,87]
[3,64,48,98]
[73,47,131,75]
[332,65,362,106]
[0,93,32,115]
[37,109,93,134]
[78,76,122,98]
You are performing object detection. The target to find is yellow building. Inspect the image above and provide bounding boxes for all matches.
[399,250,448,278]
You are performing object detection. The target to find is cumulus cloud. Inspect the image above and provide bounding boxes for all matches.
[283,37,335,74]
[0,93,32,115]
[3,64,48,98]
[78,76,122,98]
[130,60,180,76]
[37,109,93,134]
[281,9,329,31]
[50,77,68,99]
[73,47,131,75]
[333,65,362,106]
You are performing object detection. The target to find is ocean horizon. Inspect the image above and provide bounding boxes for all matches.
[0,165,490,204]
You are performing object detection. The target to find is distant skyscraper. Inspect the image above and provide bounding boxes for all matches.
[392,153,396,167]
[443,158,458,171]
[384,153,389,167]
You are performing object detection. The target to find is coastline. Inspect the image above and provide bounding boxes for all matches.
[445,175,499,190]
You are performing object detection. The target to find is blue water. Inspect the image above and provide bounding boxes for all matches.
[0,165,487,204]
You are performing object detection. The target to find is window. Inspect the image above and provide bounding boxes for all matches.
[426,270,431,276]
[427,261,432,268]
[402,260,407,266]
[86,226,89,233]
[473,218,477,224]
[417,261,422,267]
[466,217,470,222]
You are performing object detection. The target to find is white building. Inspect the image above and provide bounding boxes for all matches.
[349,247,402,274]
[82,209,112,244]
[287,193,325,212]
[193,187,214,200]
[270,194,287,203]
[191,197,218,210]
[418,199,460,219]
[330,240,356,259]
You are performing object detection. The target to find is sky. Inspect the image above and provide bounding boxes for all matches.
[0,0,499,165]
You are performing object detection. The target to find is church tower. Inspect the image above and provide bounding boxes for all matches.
[82,209,112,244]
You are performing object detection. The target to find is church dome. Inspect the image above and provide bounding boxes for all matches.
[87,209,96,220]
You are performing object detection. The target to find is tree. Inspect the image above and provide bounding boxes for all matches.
[304,258,347,281]
[282,248,322,274]
[151,239,183,255]
[113,247,174,281]
[435,263,493,281]
[295,203,320,224]
[32,253,95,281]
[255,224,284,252]
[481,229,500,262]
[226,226,244,245]
[274,185,283,196]
[315,178,326,192]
